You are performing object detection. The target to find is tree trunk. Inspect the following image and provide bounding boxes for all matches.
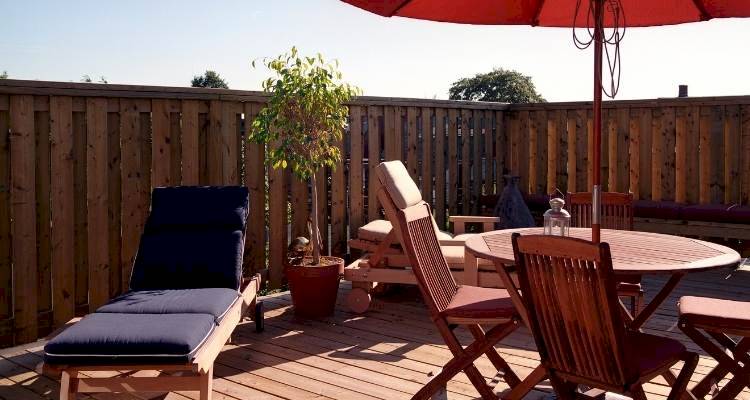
[310,173,321,265]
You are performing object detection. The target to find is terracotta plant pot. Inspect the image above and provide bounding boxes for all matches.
[285,256,344,318]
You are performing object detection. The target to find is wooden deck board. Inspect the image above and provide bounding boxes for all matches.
[1,268,749,399]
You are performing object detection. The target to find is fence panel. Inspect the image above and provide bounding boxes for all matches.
[1,79,749,347]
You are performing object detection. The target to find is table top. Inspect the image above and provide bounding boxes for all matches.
[465,228,741,275]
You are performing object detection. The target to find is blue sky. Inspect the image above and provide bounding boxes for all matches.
[2,0,749,102]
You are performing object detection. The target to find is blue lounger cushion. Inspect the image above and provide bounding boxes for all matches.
[44,313,215,365]
[97,288,240,324]
[129,186,249,291]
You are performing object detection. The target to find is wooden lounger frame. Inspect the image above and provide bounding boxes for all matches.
[345,187,508,313]
[42,273,262,400]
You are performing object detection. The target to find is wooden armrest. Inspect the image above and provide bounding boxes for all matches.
[439,239,466,246]
[448,215,500,234]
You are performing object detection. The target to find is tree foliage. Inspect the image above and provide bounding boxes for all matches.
[449,68,545,103]
[191,70,229,89]
[81,75,108,83]
[249,47,360,264]
[0,71,7,79]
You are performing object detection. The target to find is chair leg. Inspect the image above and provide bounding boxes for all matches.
[548,374,576,400]
[468,324,521,387]
[199,368,213,400]
[60,371,77,400]
[665,352,698,400]
[628,384,648,400]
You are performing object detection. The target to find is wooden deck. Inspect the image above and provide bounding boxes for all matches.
[1,267,749,400]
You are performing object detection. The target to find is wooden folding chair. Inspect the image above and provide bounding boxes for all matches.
[385,183,522,398]
[511,233,698,400]
[679,296,750,399]
[566,191,644,316]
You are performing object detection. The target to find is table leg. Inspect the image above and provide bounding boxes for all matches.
[629,273,684,330]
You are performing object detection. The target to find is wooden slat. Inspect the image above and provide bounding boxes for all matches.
[120,99,148,290]
[331,135,346,257]
[106,104,122,298]
[518,110,530,194]
[546,111,558,195]
[742,105,750,205]
[472,110,482,214]
[316,168,327,254]
[406,107,418,182]
[243,102,265,275]
[447,109,458,217]
[724,105,741,204]
[49,96,75,328]
[72,108,88,311]
[651,107,664,201]
[9,95,37,344]
[566,111,577,193]
[685,106,700,204]
[290,176,309,240]
[421,107,433,206]
[675,107,688,203]
[661,107,676,201]
[528,110,539,194]
[207,99,223,185]
[268,151,286,289]
[169,109,182,185]
[367,106,382,222]
[222,102,240,185]
[85,98,109,311]
[575,109,587,194]
[151,99,171,187]
[384,106,397,161]
[434,108,446,228]
[349,106,364,231]
[33,101,52,335]
[0,102,10,340]
[180,100,200,185]
[709,106,725,204]
[483,110,494,198]
[556,110,568,193]
[495,111,506,190]
[460,109,471,214]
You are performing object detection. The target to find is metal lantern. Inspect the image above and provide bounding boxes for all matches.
[543,198,571,236]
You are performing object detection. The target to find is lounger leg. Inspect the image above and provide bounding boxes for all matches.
[60,371,77,400]
[199,368,213,400]
[665,352,698,400]
[468,325,520,387]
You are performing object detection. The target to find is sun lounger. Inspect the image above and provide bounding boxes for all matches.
[345,161,511,313]
[41,186,263,400]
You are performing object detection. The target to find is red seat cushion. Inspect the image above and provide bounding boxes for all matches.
[441,286,516,321]
[679,296,750,335]
[624,331,686,378]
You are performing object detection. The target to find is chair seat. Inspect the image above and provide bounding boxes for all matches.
[624,331,686,378]
[441,286,516,323]
[97,288,240,323]
[44,313,216,365]
[679,296,750,334]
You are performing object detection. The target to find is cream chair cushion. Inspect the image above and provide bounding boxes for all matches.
[357,219,452,242]
[375,161,422,209]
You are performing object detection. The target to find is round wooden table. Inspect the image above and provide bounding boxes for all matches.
[464,228,741,400]
[464,227,741,329]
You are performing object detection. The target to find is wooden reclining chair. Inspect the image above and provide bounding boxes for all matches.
[679,296,750,399]
[42,187,264,400]
[346,161,505,313]
[382,163,523,399]
[511,233,697,400]
[566,191,644,316]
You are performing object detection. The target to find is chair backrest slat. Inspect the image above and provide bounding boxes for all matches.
[566,192,634,231]
[512,234,627,387]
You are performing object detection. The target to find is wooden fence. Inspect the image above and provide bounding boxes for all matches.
[0,79,749,347]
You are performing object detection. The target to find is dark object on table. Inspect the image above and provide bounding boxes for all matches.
[493,175,535,229]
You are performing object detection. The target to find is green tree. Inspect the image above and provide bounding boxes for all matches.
[81,75,108,83]
[249,48,360,265]
[0,71,7,79]
[191,70,229,89]
[449,68,545,103]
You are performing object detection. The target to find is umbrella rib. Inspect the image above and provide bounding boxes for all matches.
[690,0,711,21]
[390,0,415,17]
[532,0,546,26]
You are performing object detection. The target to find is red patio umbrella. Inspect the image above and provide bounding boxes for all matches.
[341,0,750,242]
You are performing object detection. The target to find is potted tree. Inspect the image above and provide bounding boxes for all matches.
[249,48,360,317]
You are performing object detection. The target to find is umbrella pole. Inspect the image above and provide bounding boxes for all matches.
[592,0,604,243]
